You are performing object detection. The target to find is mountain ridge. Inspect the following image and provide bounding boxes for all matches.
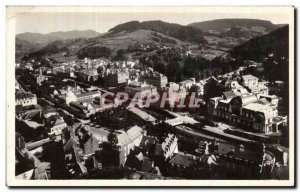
[188,19,280,32]
[108,20,207,43]
[16,29,101,45]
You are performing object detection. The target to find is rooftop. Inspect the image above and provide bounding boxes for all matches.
[169,153,196,167]
[242,74,258,80]
[16,92,36,100]
[243,102,273,113]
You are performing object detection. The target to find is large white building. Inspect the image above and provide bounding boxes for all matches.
[208,91,287,134]
[140,69,168,88]
[86,124,144,165]
[125,80,157,99]
[241,75,269,96]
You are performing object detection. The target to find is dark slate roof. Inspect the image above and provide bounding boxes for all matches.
[215,142,262,162]
[16,92,35,100]
[141,157,154,172]
[256,98,271,105]
[154,143,163,156]
[169,153,195,167]
[77,91,100,98]
[222,91,236,100]
[140,136,156,152]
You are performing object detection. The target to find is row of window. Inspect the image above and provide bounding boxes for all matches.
[217,111,252,127]
[218,105,257,119]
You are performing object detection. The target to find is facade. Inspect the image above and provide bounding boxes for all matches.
[52,66,65,75]
[154,133,178,160]
[207,91,286,134]
[241,75,259,87]
[34,68,47,85]
[65,90,101,104]
[84,124,144,166]
[117,126,144,165]
[16,132,26,150]
[105,71,129,86]
[16,91,37,107]
[78,69,99,82]
[44,112,67,135]
[140,71,168,88]
[125,81,157,99]
[213,142,276,179]
[241,75,269,96]
[179,78,195,91]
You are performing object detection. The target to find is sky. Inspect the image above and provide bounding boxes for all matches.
[14,7,291,34]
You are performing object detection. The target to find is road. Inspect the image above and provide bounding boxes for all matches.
[175,124,223,141]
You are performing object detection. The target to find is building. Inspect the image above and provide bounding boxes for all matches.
[16,132,26,150]
[179,78,195,91]
[140,70,168,88]
[105,71,129,86]
[241,75,269,96]
[67,94,115,118]
[76,91,101,102]
[16,91,37,107]
[117,125,144,165]
[65,90,101,105]
[15,148,35,180]
[81,124,144,166]
[34,68,47,85]
[204,77,223,100]
[241,75,259,87]
[207,91,287,134]
[154,133,178,160]
[43,111,67,135]
[78,69,99,82]
[52,66,65,75]
[164,82,187,102]
[77,126,100,157]
[213,142,276,179]
[125,80,157,99]
[166,153,201,178]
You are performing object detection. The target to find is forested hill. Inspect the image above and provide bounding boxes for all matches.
[108,20,207,43]
[230,25,289,61]
[189,19,279,32]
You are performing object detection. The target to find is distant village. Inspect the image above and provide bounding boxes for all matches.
[15,52,289,180]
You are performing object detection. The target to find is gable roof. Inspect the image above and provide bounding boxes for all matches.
[169,153,195,167]
[64,137,78,152]
[256,98,271,105]
[16,91,36,100]
[222,91,236,100]
[140,136,156,151]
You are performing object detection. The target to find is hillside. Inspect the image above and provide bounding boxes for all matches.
[15,38,42,61]
[16,30,101,45]
[17,19,282,62]
[23,29,188,62]
[230,25,289,60]
[25,38,89,60]
[188,19,279,33]
[108,20,207,43]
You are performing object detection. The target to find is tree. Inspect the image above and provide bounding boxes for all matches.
[107,132,118,146]
[113,49,128,61]
[77,46,112,59]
